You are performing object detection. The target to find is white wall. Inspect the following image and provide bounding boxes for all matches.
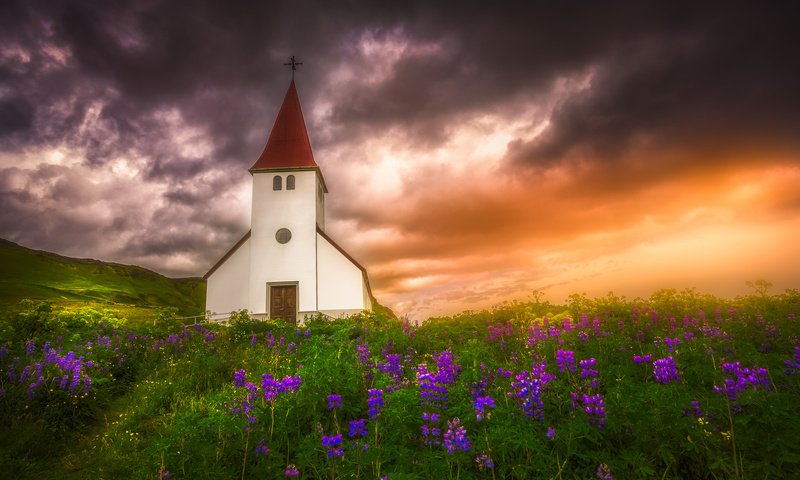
[317,233,369,315]
[249,169,320,314]
[206,237,251,315]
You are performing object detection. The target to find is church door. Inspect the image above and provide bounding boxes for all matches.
[269,285,297,325]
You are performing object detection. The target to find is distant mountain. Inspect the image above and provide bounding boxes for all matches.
[0,238,204,315]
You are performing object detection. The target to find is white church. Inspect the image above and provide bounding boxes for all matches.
[204,77,373,323]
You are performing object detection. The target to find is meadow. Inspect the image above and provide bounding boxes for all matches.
[1,287,799,479]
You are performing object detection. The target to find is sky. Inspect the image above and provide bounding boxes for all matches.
[1,1,799,319]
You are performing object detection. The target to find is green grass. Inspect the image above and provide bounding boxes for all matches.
[0,238,204,319]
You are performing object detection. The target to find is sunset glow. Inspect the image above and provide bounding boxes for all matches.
[1,2,798,319]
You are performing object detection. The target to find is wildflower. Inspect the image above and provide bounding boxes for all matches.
[583,393,606,428]
[262,374,285,402]
[356,343,371,365]
[327,393,342,410]
[233,369,247,388]
[653,356,681,385]
[713,362,770,402]
[443,418,471,453]
[250,333,257,346]
[25,340,35,357]
[509,362,555,421]
[474,395,496,421]
[664,337,681,352]
[254,438,269,456]
[579,358,598,379]
[597,463,613,480]
[546,427,556,440]
[348,418,367,438]
[322,433,344,458]
[556,349,576,373]
[281,375,302,394]
[367,388,384,419]
[377,354,404,383]
[285,464,300,477]
[633,354,652,364]
[475,453,494,471]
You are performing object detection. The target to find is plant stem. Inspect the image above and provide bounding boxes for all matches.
[241,428,250,480]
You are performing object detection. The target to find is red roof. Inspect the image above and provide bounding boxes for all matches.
[250,79,318,171]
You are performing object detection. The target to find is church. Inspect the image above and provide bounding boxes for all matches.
[204,75,373,323]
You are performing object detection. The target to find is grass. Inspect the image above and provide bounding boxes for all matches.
[0,238,205,321]
[1,287,799,479]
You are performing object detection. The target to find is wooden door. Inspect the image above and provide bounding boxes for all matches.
[269,285,297,324]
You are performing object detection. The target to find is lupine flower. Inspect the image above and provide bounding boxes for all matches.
[327,393,342,410]
[254,438,269,455]
[262,374,285,402]
[443,418,471,453]
[475,453,494,471]
[597,463,613,480]
[578,331,590,342]
[583,393,606,428]
[356,342,371,365]
[474,395,496,421]
[785,346,800,375]
[664,337,681,352]
[281,375,302,394]
[26,340,35,357]
[233,369,247,388]
[633,354,652,364]
[713,362,771,402]
[547,427,556,440]
[367,388,384,419]
[250,333,257,346]
[377,354,404,383]
[556,349,576,373]
[653,356,681,384]
[322,433,343,458]
[285,464,300,477]
[510,362,556,421]
[684,400,704,418]
[580,358,598,379]
[348,418,367,437]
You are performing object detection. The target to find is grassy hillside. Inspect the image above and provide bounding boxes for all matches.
[0,238,204,316]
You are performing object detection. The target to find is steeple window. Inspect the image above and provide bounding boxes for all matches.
[287,175,295,190]
[273,175,282,190]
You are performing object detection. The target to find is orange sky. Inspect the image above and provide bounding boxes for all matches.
[1,2,798,320]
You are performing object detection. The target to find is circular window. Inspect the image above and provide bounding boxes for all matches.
[275,228,292,244]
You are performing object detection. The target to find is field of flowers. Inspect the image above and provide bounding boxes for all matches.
[1,288,799,479]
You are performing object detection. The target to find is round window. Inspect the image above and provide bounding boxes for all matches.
[275,228,292,244]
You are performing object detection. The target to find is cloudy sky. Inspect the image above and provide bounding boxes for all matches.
[2,1,799,319]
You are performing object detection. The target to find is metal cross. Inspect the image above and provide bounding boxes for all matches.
[284,55,303,78]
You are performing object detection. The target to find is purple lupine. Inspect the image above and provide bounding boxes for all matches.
[474,396,496,421]
[583,393,606,428]
[684,400,704,418]
[367,388,384,419]
[327,393,342,410]
[475,453,494,470]
[377,353,404,383]
[25,340,35,357]
[579,358,598,379]
[546,427,556,440]
[653,356,681,385]
[322,433,343,458]
[713,362,771,402]
[348,418,367,438]
[556,349,576,373]
[785,346,800,375]
[597,463,613,480]
[633,354,652,364]
[281,375,302,394]
[664,337,681,352]
[443,418,471,453]
[285,464,300,477]
[509,361,556,421]
[578,331,590,342]
[262,374,285,402]
[254,438,269,456]
[250,333,257,346]
[356,342,371,365]
[234,369,247,388]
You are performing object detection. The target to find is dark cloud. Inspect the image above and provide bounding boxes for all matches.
[2,0,799,316]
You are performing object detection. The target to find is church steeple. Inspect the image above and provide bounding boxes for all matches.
[249,79,318,172]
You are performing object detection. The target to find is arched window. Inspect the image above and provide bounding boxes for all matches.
[286,175,295,190]
[273,175,282,190]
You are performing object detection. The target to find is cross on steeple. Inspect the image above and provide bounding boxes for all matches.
[284,55,303,78]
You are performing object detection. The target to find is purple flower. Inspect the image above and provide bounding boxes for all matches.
[583,393,606,428]
[475,453,494,470]
[546,427,556,440]
[474,396,496,421]
[254,438,269,456]
[262,374,285,402]
[356,343,371,365]
[579,358,598,379]
[443,418,471,453]
[597,463,613,480]
[713,362,771,402]
[367,388,384,419]
[377,354,404,383]
[348,418,367,438]
[509,362,556,421]
[327,393,342,410]
[653,356,681,385]
[250,333,257,346]
[633,354,652,364]
[322,433,343,458]
[556,349,576,373]
[284,464,300,477]
[25,340,35,357]
[281,375,302,394]
[233,369,247,388]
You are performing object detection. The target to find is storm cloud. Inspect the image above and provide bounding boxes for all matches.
[2,1,799,318]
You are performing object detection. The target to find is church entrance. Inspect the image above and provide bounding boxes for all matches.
[269,284,297,324]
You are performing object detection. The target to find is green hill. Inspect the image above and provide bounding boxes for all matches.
[0,238,204,316]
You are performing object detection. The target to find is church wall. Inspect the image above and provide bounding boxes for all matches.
[206,237,251,316]
[249,170,319,314]
[316,233,368,314]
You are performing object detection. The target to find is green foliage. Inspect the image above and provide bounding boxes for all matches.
[1,290,799,479]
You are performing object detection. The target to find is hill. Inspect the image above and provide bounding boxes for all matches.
[0,238,204,316]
